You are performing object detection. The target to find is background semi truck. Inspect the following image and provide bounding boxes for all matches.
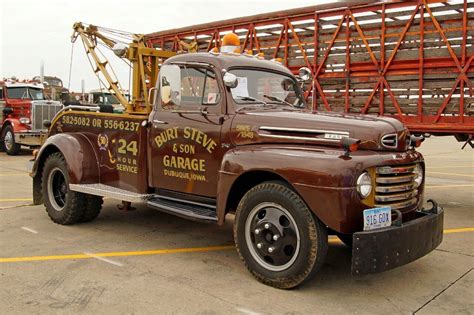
[0,79,62,155]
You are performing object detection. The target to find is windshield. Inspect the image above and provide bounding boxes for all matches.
[229,69,304,108]
[7,87,45,100]
[45,78,63,87]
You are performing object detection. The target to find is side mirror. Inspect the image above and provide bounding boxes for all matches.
[159,65,181,106]
[297,67,312,82]
[2,107,13,116]
[148,87,157,105]
[223,72,238,88]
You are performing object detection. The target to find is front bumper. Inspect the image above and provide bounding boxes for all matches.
[14,131,46,147]
[352,200,443,275]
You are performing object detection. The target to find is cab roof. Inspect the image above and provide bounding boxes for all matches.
[1,80,44,89]
[164,52,294,76]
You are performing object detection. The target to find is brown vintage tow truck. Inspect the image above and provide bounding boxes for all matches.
[29,23,443,289]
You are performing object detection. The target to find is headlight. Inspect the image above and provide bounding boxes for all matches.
[19,117,30,124]
[356,172,372,198]
[414,163,424,188]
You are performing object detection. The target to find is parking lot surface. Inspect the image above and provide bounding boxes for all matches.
[0,136,473,314]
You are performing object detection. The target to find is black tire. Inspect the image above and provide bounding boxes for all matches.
[80,195,103,222]
[42,152,86,225]
[234,181,328,289]
[3,125,20,155]
[337,234,353,248]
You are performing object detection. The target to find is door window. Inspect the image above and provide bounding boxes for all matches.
[158,65,221,110]
[179,67,220,106]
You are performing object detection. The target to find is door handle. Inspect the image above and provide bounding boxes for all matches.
[153,119,168,125]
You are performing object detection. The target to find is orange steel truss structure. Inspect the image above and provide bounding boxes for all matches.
[146,0,474,137]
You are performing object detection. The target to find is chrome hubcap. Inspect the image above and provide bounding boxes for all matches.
[48,167,68,211]
[245,202,300,272]
[4,131,13,151]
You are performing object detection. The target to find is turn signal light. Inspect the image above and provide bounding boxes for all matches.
[340,137,361,157]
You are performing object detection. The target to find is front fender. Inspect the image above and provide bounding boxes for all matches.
[217,145,355,230]
[2,118,27,133]
[31,132,100,185]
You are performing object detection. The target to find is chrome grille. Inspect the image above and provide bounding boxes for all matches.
[381,133,398,149]
[375,164,419,210]
[31,101,63,131]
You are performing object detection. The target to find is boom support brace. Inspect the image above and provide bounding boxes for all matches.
[72,22,175,114]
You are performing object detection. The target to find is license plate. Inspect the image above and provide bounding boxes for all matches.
[363,207,392,231]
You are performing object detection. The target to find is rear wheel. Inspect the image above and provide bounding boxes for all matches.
[81,195,103,222]
[42,152,86,225]
[3,125,20,155]
[234,181,328,289]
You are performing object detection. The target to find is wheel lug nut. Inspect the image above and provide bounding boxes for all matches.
[268,247,275,253]
[254,229,261,235]
[264,223,271,229]
[273,235,279,241]
[257,243,263,249]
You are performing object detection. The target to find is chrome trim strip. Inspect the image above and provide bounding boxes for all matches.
[375,190,417,202]
[259,126,349,136]
[147,201,217,221]
[375,197,418,210]
[376,165,416,175]
[258,133,341,142]
[375,183,416,193]
[69,183,150,203]
[155,194,216,209]
[376,174,416,184]
[381,133,398,149]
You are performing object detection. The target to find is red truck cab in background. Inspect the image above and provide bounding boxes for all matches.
[0,78,62,155]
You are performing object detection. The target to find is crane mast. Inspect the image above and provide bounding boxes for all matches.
[71,22,175,114]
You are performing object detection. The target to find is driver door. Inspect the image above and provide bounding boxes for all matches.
[149,64,225,198]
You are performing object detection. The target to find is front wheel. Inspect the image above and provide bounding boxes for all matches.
[234,181,328,289]
[3,125,21,155]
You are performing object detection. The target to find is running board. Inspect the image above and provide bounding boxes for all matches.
[147,196,217,223]
[69,183,151,203]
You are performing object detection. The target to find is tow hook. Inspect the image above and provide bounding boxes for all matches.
[421,199,442,215]
[391,209,403,227]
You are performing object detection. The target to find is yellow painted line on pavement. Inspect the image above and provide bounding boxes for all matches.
[443,227,474,234]
[426,184,474,189]
[428,171,474,178]
[0,245,234,263]
[0,198,32,202]
[0,173,28,176]
[428,166,473,169]
[1,228,472,264]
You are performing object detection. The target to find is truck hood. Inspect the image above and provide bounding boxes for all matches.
[230,109,410,151]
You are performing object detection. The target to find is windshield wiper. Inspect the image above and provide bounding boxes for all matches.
[263,94,293,107]
[236,96,267,105]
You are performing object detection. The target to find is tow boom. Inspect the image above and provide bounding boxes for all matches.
[71,22,175,114]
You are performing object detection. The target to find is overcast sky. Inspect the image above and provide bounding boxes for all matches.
[1,0,325,92]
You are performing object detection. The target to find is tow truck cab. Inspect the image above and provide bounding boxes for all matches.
[1,79,62,155]
[30,52,443,289]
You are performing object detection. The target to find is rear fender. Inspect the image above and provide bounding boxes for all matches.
[31,133,100,204]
